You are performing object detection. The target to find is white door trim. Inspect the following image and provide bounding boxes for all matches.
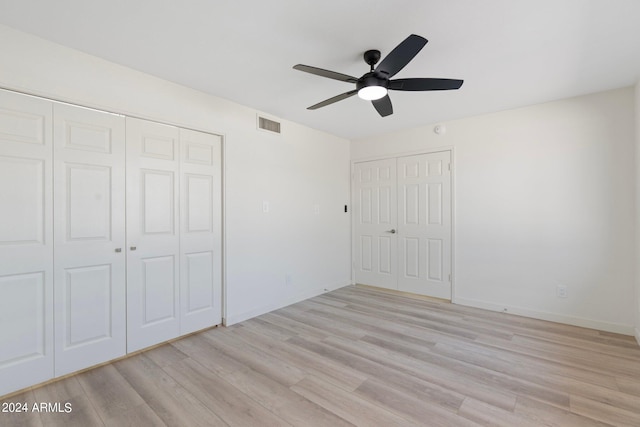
[351,146,456,302]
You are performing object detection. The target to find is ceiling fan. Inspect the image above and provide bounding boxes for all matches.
[293,34,463,117]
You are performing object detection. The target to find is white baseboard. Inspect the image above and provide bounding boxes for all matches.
[454,297,635,336]
[224,281,351,326]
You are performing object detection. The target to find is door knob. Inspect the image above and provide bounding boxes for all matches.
[115,248,122,253]
[130,246,137,251]
[386,229,397,234]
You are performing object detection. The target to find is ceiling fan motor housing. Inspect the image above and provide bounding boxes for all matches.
[356,72,389,91]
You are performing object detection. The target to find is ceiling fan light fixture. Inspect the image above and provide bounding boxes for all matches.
[294,34,463,117]
[358,85,387,101]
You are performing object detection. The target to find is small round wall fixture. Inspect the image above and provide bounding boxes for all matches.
[434,124,446,135]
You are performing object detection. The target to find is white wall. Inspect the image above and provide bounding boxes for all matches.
[0,25,351,325]
[352,88,636,334]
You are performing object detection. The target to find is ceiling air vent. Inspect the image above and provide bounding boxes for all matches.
[257,115,281,134]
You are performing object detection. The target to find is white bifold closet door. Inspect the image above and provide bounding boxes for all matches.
[397,152,452,299]
[53,104,126,376]
[126,118,222,352]
[179,128,222,334]
[353,151,452,300]
[126,118,181,352]
[0,90,54,396]
[353,158,398,290]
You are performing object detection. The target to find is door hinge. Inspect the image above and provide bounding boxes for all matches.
[448,274,451,282]
[447,163,451,171]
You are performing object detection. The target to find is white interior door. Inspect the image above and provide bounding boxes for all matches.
[53,104,126,376]
[126,117,181,352]
[353,151,452,299]
[0,90,54,395]
[179,128,222,334]
[397,152,452,299]
[353,158,397,290]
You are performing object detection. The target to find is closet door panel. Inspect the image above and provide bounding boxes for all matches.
[53,104,126,376]
[179,129,222,334]
[0,90,53,396]
[126,118,180,352]
[397,151,452,299]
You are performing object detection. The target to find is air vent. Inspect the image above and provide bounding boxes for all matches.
[257,115,281,134]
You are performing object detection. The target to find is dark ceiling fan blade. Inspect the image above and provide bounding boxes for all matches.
[389,78,464,91]
[293,64,358,83]
[375,34,428,78]
[372,95,393,117]
[307,89,358,110]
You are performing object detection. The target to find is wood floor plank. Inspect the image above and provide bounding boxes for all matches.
[354,336,571,409]
[356,378,481,427]
[242,318,297,341]
[430,341,640,413]
[275,306,368,341]
[514,396,612,427]
[170,333,248,377]
[509,334,640,376]
[290,375,413,427]
[228,324,368,391]
[458,397,541,427]
[218,368,354,427]
[103,402,166,427]
[33,378,104,427]
[432,337,620,390]
[287,335,468,413]
[31,376,85,404]
[616,376,640,397]
[201,327,307,387]
[164,358,293,427]
[570,394,640,427]
[75,364,146,422]
[142,343,189,368]
[260,312,331,340]
[113,354,228,427]
[317,294,511,341]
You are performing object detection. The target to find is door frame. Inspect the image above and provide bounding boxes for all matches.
[350,146,457,302]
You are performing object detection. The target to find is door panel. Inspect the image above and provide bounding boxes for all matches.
[142,169,175,234]
[353,158,397,289]
[63,265,112,347]
[0,90,54,396]
[397,151,451,299]
[66,164,111,240]
[53,103,126,376]
[126,118,181,352]
[179,128,222,334]
[0,157,45,244]
[141,255,176,324]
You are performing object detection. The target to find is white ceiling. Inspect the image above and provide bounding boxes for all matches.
[1,0,639,140]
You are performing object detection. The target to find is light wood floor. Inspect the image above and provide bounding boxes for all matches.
[2,285,640,426]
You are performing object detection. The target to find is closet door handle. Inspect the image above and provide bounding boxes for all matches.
[130,246,137,251]
[386,229,396,234]
[115,248,122,253]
